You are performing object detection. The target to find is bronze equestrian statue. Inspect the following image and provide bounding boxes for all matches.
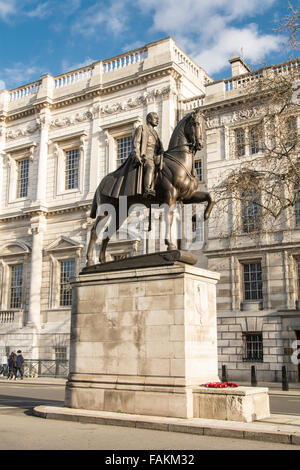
[86,108,214,266]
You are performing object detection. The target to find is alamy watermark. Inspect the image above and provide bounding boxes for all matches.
[291,340,300,365]
[94,197,205,250]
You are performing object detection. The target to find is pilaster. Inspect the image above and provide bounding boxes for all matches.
[88,100,101,198]
[27,214,46,338]
[160,84,177,149]
[35,107,51,206]
[0,116,6,212]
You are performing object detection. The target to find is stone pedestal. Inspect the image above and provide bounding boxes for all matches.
[65,255,270,421]
[65,260,220,419]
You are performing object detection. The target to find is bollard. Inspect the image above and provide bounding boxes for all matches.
[282,365,289,391]
[221,365,227,382]
[251,365,257,386]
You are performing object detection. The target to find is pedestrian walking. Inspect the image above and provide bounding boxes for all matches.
[16,350,24,380]
[7,352,17,380]
[1,353,8,377]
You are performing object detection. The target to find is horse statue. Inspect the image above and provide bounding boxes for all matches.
[86,108,214,266]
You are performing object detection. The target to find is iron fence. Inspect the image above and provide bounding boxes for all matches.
[23,359,69,378]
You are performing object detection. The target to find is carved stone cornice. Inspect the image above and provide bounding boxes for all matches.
[49,110,93,130]
[100,85,173,116]
[0,202,92,223]
[6,120,40,141]
[5,66,181,123]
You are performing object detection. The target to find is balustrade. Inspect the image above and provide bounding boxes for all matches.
[224,59,300,93]
[173,47,200,78]
[9,81,42,101]
[54,67,93,89]
[0,311,15,323]
[0,310,24,326]
[103,48,148,73]
[182,96,204,111]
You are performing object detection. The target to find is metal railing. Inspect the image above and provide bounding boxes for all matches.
[23,359,69,378]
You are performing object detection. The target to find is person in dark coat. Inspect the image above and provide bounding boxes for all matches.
[16,350,24,380]
[7,352,17,380]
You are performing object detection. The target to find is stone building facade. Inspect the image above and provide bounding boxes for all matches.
[0,38,210,367]
[202,57,300,382]
[0,37,299,382]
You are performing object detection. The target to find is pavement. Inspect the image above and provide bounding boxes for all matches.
[2,376,300,446]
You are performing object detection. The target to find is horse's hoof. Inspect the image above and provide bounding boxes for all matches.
[167,244,177,251]
[86,259,95,267]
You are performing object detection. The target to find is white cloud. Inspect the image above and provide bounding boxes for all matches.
[122,41,144,53]
[134,0,285,75]
[61,57,96,73]
[0,79,6,90]
[26,2,52,19]
[0,0,17,19]
[72,1,128,37]
[1,63,39,89]
[194,24,284,74]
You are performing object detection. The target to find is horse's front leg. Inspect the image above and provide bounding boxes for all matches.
[184,191,214,220]
[99,237,109,263]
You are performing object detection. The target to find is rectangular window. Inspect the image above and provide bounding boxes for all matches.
[241,190,260,233]
[294,185,300,227]
[55,347,67,361]
[243,332,263,362]
[250,127,260,154]
[116,136,132,168]
[286,116,297,148]
[243,262,263,301]
[235,128,245,156]
[65,148,79,190]
[59,260,75,307]
[195,160,202,181]
[10,264,23,309]
[17,158,29,198]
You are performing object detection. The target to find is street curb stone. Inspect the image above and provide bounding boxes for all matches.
[33,405,300,446]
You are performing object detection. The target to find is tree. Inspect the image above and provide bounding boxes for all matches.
[207,8,300,240]
[277,1,300,51]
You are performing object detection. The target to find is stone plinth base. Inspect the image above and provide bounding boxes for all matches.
[194,387,270,422]
[65,259,269,421]
[65,374,196,419]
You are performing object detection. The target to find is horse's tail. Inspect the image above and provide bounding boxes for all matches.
[90,190,98,219]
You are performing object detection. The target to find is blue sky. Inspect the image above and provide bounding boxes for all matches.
[0,0,297,90]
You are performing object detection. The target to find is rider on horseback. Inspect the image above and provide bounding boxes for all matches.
[131,112,164,198]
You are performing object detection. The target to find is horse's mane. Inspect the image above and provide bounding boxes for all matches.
[172,112,192,137]
[168,112,193,149]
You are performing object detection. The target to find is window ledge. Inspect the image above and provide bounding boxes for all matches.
[48,307,72,311]
[241,301,263,311]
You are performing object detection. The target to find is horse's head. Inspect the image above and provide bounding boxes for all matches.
[185,109,204,152]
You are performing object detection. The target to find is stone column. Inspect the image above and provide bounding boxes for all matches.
[160,85,176,149]
[88,100,101,199]
[35,107,51,206]
[27,215,46,338]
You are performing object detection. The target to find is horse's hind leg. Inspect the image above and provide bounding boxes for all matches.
[99,204,128,263]
[164,204,178,251]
